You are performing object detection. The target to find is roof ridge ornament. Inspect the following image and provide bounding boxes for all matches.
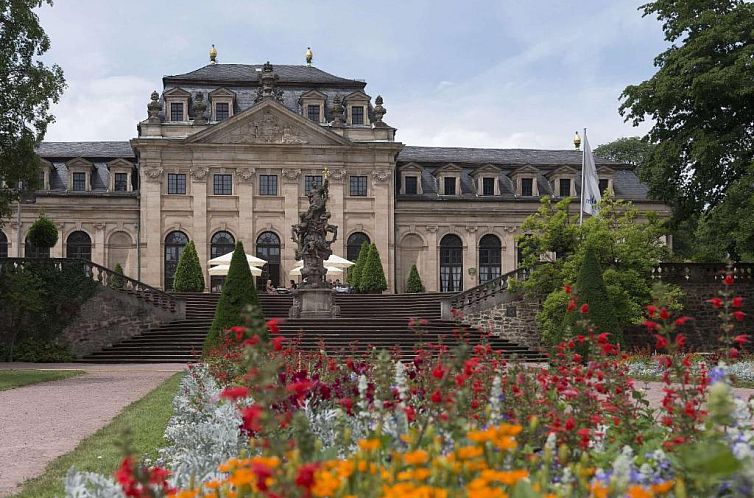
[373,95,387,127]
[209,44,217,64]
[305,47,313,66]
[255,62,283,104]
[146,91,161,123]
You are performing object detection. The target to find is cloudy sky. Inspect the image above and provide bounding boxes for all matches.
[37,0,666,149]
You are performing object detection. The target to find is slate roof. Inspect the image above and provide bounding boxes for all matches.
[164,64,366,88]
[397,146,622,167]
[37,142,134,159]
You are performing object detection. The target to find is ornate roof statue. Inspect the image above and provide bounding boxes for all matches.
[147,91,162,123]
[305,47,313,66]
[209,44,217,64]
[192,93,207,125]
[373,95,387,127]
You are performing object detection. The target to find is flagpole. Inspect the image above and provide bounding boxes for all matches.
[579,128,586,225]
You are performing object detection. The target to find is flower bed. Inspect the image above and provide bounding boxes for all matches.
[64,278,752,497]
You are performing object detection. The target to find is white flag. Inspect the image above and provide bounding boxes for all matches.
[581,132,601,217]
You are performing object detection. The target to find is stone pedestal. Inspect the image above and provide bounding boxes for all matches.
[289,288,341,318]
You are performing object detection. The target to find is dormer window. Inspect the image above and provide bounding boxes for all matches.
[210,88,235,122]
[599,178,609,195]
[108,158,134,192]
[299,90,326,124]
[405,176,418,194]
[351,106,364,125]
[482,177,495,196]
[72,172,86,191]
[596,166,615,196]
[38,160,52,191]
[307,104,321,123]
[345,91,371,126]
[170,102,184,121]
[163,87,190,122]
[443,177,456,195]
[521,178,534,197]
[400,163,424,195]
[559,178,571,197]
[66,157,93,192]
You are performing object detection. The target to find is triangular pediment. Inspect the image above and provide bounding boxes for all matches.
[433,163,463,176]
[186,99,350,146]
[66,157,94,170]
[107,158,134,170]
[471,164,501,177]
[545,165,578,178]
[209,87,235,98]
[400,162,424,173]
[510,164,540,176]
[164,87,190,98]
[597,166,616,175]
[345,90,370,102]
[300,90,327,100]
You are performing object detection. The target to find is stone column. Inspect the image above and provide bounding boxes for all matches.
[190,166,209,291]
[93,223,106,266]
[9,221,21,257]
[425,225,439,292]
[463,226,478,291]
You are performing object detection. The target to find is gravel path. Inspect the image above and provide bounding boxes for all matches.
[0,363,185,497]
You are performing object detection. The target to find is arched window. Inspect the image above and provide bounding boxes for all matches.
[210,231,235,293]
[439,234,463,292]
[108,231,133,275]
[164,231,188,291]
[346,232,370,262]
[478,234,501,283]
[256,231,281,288]
[0,231,7,258]
[67,231,92,260]
[25,236,50,258]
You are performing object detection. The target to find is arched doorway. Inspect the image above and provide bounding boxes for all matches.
[439,234,463,292]
[256,231,281,288]
[210,231,235,293]
[67,231,92,260]
[346,232,370,262]
[25,236,50,258]
[478,234,501,283]
[108,231,134,276]
[164,231,188,291]
[0,230,7,258]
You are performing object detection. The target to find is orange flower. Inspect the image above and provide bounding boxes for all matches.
[626,485,653,498]
[358,438,381,451]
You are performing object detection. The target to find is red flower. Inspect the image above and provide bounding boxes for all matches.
[674,316,692,327]
[733,335,749,345]
[295,463,319,492]
[654,334,668,350]
[565,417,575,430]
[733,311,746,322]
[643,320,659,331]
[404,405,416,422]
[707,297,723,309]
[220,386,250,400]
[339,397,354,415]
[431,363,446,379]
[430,390,442,403]
[566,298,577,312]
[724,274,734,286]
[266,318,281,335]
[287,380,313,400]
[240,404,264,434]
[230,325,246,341]
[454,374,467,387]
[580,303,589,314]
[675,334,686,348]
[729,348,740,359]
[252,462,273,491]
[733,296,744,308]
[564,284,572,294]
[659,307,670,320]
[646,305,657,318]
[597,332,609,344]
[272,336,285,351]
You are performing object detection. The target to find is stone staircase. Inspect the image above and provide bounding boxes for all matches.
[80,292,547,363]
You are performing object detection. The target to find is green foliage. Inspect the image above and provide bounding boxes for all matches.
[517,196,675,348]
[110,263,125,290]
[405,264,425,293]
[2,339,73,362]
[358,243,387,294]
[347,242,370,291]
[27,215,58,249]
[172,241,204,292]
[593,136,653,168]
[0,0,66,221]
[205,242,261,352]
[619,0,754,259]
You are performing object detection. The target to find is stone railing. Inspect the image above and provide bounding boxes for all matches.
[441,267,533,319]
[0,257,182,314]
[650,262,754,283]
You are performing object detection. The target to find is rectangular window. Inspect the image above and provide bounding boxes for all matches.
[599,178,610,195]
[215,102,229,121]
[443,177,456,195]
[559,178,571,197]
[72,172,86,191]
[260,174,278,196]
[307,104,321,123]
[114,173,128,192]
[213,174,233,195]
[305,175,322,194]
[351,106,364,125]
[349,176,367,196]
[404,175,418,195]
[521,177,534,196]
[167,173,186,194]
[38,170,46,189]
[482,177,495,196]
[170,102,184,121]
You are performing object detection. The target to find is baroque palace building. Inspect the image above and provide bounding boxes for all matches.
[0,53,669,293]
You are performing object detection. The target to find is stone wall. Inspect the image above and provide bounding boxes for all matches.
[61,286,182,357]
[460,293,541,350]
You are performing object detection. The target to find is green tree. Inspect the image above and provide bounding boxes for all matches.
[619,0,754,259]
[205,242,261,352]
[405,264,425,293]
[515,196,672,348]
[0,0,66,221]
[27,215,57,249]
[593,137,653,169]
[172,241,205,292]
[110,262,125,290]
[358,243,387,294]
[347,242,370,291]
[0,265,44,361]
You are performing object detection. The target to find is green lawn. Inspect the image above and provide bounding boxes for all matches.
[11,372,182,498]
[0,369,84,391]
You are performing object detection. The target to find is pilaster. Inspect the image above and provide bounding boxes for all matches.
[425,225,439,292]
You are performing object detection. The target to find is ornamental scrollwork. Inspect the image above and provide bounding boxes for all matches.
[281,168,302,182]
[238,167,256,183]
[190,167,209,181]
[329,168,347,183]
[371,169,391,183]
[143,167,164,181]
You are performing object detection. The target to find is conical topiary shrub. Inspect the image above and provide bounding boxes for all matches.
[358,243,387,294]
[405,264,425,293]
[204,241,261,352]
[172,241,205,292]
[110,263,125,289]
[27,216,58,250]
[347,242,370,291]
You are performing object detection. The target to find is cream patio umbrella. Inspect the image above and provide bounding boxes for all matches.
[293,255,354,269]
[208,252,266,266]
[289,265,344,276]
[209,264,263,277]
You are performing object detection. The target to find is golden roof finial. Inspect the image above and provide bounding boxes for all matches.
[305,47,313,66]
[573,131,581,150]
[322,166,330,179]
[209,44,218,64]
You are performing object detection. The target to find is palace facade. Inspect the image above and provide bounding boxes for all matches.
[0,57,669,292]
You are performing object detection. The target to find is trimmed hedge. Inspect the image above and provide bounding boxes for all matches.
[406,264,425,293]
[204,242,261,352]
[27,216,58,249]
[172,241,205,292]
[110,263,125,290]
[347,242,370,291]
[358,243,387,294]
